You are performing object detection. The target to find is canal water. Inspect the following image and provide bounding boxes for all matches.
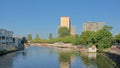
[0,46,116,68]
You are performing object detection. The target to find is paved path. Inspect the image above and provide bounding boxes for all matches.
[111,46,120,55]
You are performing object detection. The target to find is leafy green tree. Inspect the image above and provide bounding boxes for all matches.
[49,33,53,39]
[21,37,27,44]
[95,26,113,52]
[58,27,70,37]
[103,25,113,30]
[33,34,40,43]
[114,33,120,44]
[79,25,113,52]
[27,34,32,41]
[72,35,80,45]
[79,31,95,46]
[62,36,74,43]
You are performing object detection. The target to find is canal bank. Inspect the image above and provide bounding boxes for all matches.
[103,46,120,68]
[103,52,120,68]
[78,50,119,68]
[0,45,24,56]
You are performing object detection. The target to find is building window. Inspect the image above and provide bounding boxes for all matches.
[2,42,5,44]
[6,42,8,45]
[2,36,5,40]
[13,38,15,43]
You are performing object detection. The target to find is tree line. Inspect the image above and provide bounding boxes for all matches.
[27,26,120,52]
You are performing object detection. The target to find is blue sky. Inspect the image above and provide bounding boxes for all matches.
[0,0,120,38]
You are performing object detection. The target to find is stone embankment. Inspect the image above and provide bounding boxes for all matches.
[0,45,24,56]
[103,52,120,67]
[103,46,120,68]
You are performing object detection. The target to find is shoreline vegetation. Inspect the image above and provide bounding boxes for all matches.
[28,25,115,52]
[25,25,120,60]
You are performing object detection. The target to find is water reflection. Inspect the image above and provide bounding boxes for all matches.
[58,48,75,68]
[88,53,96,59]
[80,53,97,68]
[0,46,117,68]
[0,51,24,68]
[0,54,13,68]
[80,53,115,68]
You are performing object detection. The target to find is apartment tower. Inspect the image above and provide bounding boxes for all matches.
[82,22,105,32]
[71,26,76,36]
[60,16,71,30]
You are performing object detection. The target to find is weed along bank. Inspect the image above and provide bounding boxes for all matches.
[0,28,24,55]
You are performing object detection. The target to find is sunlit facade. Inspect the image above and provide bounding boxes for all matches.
[60,16,71,29]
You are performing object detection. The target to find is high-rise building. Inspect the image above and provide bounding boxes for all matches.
[82,22,105,32]
[60,16,71,29]
[71,26,76,36]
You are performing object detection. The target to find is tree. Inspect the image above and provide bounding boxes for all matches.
[79,31,95,46]
[58,27,70,37]
[72,35,80,45]
[95,26,113,52]
[114,33,120,44]
[115,33,120,40]
[21,37,27,44]
[103,25,113,30]
[33,34,40,43]
[79,25,113,52]
[61,36,74,43]
[49,33,53,39]
[27,34,32,41]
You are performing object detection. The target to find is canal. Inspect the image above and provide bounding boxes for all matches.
[0,46,117,68]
